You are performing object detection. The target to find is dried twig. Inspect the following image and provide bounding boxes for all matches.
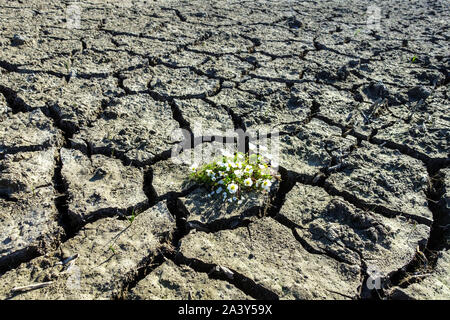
[11,281,53,293]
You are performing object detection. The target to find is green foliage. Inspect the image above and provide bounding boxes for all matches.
[189,152,277,203]
[128,207,136,224]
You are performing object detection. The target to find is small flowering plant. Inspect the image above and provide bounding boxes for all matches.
[189,151,278,204]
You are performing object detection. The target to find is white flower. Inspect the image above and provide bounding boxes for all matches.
[233,197,237,201]
[218,180,224,184]
[234,170,243,178]
[211,176,217,181]
[222,192,227,198]
[221,150,233,158]
[190,164,198,173]
[217,161,225,167]
[227,183,238,194]
[229,161,237,168]
[243,178,253,187]
[237,153,244,159]
[238,199,243,204]
[244,165,253,175]
[235,161,243,169]
[216,187,223,194]
[206,169,214,176]
[261,179,272,190]
[228,198,233,202]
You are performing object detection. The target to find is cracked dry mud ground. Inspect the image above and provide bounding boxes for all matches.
[0,0,449,300]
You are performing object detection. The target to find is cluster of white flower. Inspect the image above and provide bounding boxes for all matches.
[189,151,275,203]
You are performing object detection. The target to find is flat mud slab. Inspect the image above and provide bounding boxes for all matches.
[60,148,148,227]
[0,148,63,273]
[129,260,252,300]
[0,202,174,299]
[179,218,361,299]
[324,141,432,225]
[278,183,430,275]
[0,0,449,300]
[278,118,358,180]
[179,184,276,230]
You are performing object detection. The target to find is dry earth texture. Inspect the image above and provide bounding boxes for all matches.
[0,0,449,300]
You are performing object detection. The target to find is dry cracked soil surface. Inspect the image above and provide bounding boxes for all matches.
[0,0,449,300]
